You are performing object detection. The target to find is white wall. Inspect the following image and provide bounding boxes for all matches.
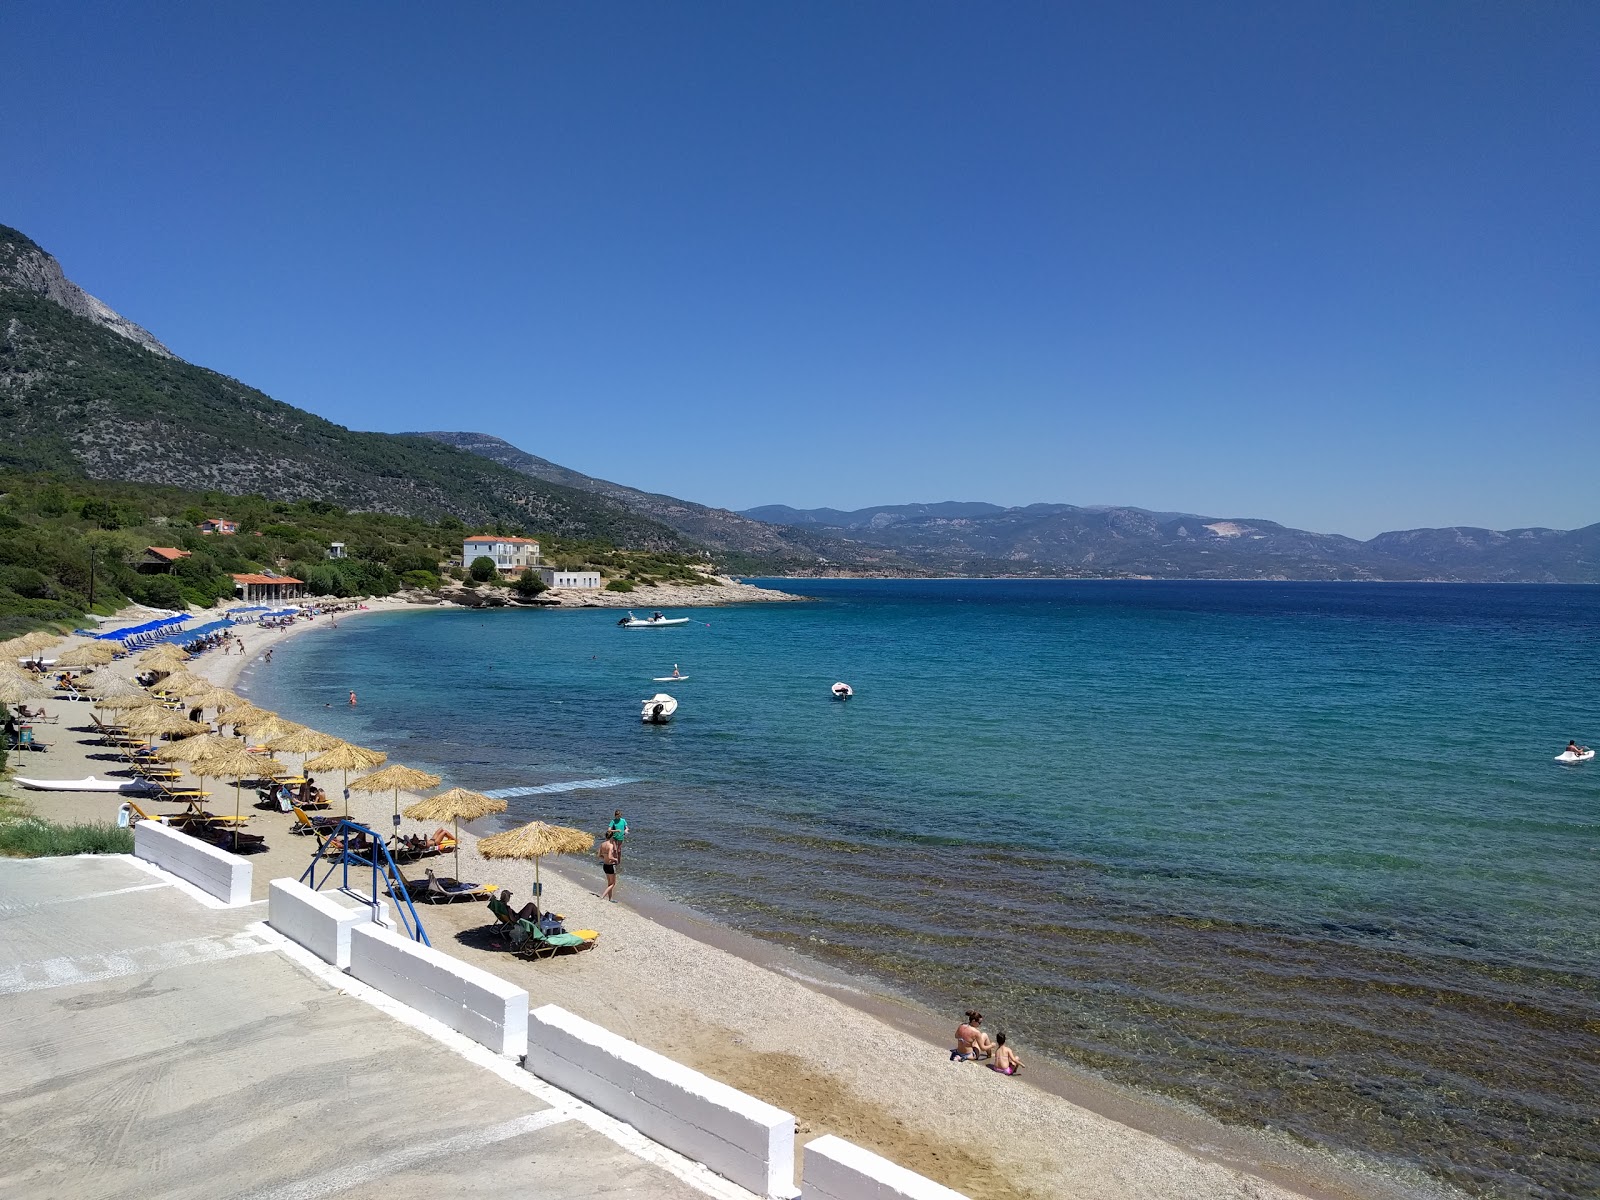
[525,1004,796,1197]
[267,878,389,969]
[133,821,252,905]
[803,1135,971,1200]
[347,923,528,1057]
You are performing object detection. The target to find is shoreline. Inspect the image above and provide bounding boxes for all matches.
[9,603,1457,1200]
[225,605,1450,1200]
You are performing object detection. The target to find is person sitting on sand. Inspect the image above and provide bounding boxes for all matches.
[951,1010,996,1060]
[987,1031,1023,1076]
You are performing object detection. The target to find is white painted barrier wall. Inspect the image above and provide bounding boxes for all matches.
[267,878,390,969]
[133,820,252,905]
[526,1004,796,1198]
[347,923,527,1057]
[803,1135,971,1200]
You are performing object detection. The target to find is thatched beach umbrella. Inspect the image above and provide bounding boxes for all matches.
[134,647,191,673]
[477,820,593,897]
[348,764,442,822]
[184,686,245,714]
[215,703,271,732]
[153,670,213,697]
[230,712,302,744]
[0,672,53,705]
[2,631,61,665]
[305,743,389,815]
[402,787,506,877]
[190,746,279,851]
[154,732,249,763]
[55,642,118,668]
[96,692,173,712]
[119,709,209,740]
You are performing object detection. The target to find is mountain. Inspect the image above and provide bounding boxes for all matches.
[416,431,915,572]
[0,225,685,547]
[738,501,1600,582]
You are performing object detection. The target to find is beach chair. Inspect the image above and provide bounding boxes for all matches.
[125,801,164,825]
[15,729,48,753]
[421,869,492,904]
[290,806,341,836]
[508,918,596,959]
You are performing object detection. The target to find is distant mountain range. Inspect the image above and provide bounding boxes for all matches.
[2,221,1594,582]
[735,503,1600,583]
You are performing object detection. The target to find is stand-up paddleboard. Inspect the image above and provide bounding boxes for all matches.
[653,676,690,682]
[1554,749,1594,764]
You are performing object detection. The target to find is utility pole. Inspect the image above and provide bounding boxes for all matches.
[88,545,97,610]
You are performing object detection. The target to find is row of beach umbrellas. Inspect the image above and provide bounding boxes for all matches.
[5,631,597,884]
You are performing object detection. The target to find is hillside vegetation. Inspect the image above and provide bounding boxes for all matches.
[0,472,713,638]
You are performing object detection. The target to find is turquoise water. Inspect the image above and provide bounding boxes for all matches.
[248,581,1600,1198]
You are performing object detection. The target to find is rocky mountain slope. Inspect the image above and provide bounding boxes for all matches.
[742,502,1600,582]
[417,431,912,572]
[0,225,686,547]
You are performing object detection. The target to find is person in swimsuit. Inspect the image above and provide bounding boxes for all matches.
[1568,740,1588,755]
[951,1009,996,1060]
[598,830,621,901]
[987,1031,1022,1076]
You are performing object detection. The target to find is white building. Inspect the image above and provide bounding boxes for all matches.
[537,567,602,590]
[462,535,541,573]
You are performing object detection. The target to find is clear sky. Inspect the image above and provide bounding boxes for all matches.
[3,2,1595,538]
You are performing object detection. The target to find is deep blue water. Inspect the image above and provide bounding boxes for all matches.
[248,580,1600,1198]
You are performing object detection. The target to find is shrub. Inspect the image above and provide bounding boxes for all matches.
[468,555,498,583]
[604,579,635,593]
[512,569,547,598]
[0,818,134,857]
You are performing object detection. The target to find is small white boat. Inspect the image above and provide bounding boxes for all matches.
[619,611,690,628]
[641,694,678,724]
[652,675,690,682]
[832,682,853,700]
[1554,748,1594,764]
[13,775,160,794]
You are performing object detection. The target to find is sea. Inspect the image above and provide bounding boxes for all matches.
[247,580,1600,1199]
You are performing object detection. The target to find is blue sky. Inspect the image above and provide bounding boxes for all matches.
[3,2,1594,538]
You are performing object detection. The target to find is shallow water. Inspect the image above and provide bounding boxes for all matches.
[250,581,1600,1198]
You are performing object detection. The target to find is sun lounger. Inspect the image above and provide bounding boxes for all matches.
[419,869,492,904]
[290,806,342,836]
[508,918,596,958]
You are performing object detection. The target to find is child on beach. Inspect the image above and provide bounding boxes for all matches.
[987,1032,1023,1076]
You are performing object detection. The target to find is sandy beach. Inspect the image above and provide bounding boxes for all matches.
[4,606,1449,1200]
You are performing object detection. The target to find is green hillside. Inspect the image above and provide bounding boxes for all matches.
[0,226,685,550]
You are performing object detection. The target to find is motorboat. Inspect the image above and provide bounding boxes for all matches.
[619,611,690,628]
[13,775,160,793]
[1555,747,1594,764]
[641,693,678,724]
[831,682,853,700]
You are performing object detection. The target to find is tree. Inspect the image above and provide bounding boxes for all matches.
[512,569,547,598]
[468,555,498,583]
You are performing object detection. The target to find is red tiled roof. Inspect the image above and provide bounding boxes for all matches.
[231,574,303,585]
[145,547,191,560]
[465,535,539,544]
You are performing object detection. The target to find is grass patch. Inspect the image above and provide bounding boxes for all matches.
[0,816,133,858]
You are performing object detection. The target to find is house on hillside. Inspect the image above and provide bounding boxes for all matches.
[462,535,540,573]
[536,568,601,590]
[231,571,303,603]
[327,542,347,559]
[137,546,192,575]
[198,518,238,536]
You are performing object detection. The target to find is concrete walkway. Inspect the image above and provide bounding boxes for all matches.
[0,855,749,1200]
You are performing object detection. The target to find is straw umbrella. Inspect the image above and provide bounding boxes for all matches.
[4,630,61,655]
[154,732,250,763]
[477,820,593,899]
[305,743,388,813]
[119,709,210,742]
[55,642,119,668]
[0,672,53,706]
[402,787,506,878]
[153,670,213,697]
[190,746,280,851]
[348,764,442,822]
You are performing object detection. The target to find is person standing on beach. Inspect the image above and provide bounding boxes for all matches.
[607,809,628,849]
[598,830,621,901]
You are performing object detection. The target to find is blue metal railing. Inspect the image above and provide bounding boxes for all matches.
[299,819,429,945]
